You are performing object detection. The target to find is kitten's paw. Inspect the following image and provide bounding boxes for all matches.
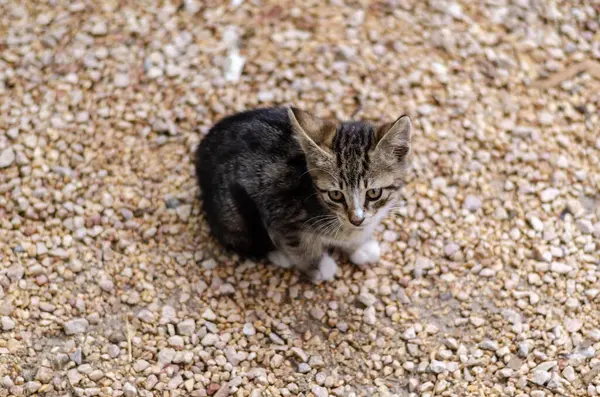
[350,240,381,267]
[268,250,293,269]
[309,254,338,283]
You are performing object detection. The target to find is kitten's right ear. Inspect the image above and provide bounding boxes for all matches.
[288,107,336,162]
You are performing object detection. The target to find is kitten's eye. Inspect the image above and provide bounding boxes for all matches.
[366,188,383,200]
[328,190,344,202]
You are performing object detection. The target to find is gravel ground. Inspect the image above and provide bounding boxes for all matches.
[1,1,600,396]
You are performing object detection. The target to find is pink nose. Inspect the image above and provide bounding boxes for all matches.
[349,214,364,226]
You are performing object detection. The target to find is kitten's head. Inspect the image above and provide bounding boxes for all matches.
[288,107,412,230]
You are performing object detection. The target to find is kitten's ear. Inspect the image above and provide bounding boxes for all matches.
[375,115,412,163]
[288,107,337,153]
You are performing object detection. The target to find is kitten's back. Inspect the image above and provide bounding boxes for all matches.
[195,107,302,258]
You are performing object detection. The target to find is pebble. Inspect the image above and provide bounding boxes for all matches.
[1,316,15,330]
[562,366,575,382]
[123,382,137,397]
[540,188,560,202]
[35,367,53,383]
[312,386,329,397]
[177,319,195,335]
[202,259,217,270]
[297,363,311,373]
[202,334,219,346]
[565,317,583,333]
[0,147,15,168]
[550,262,572,274]
[463,195,482,211]
[133,359,149,372]
[113,73,130,87]
[363,306,376,325]
[242,322,256,336]
[88,370,104,381]
[429,360,446,374]
[63,318,89,335]
[158,348,176,364]
[358,291,377,307]
[532,369,551,385]
[479,340,499,351]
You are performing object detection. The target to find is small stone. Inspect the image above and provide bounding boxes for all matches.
[429,360,446,374]
[123,382,137,397]
[0,147,15,168]
[214,385,230,397]
[242,323,256,336]
[499,368,513,378]
[137,309,155,323]
[158,348,176,364]
[68,369,82,385]
[470,316,485,327]
[134,359,149,372]
[98,277,114,292]
[184,379,195,392]
[310,307,325,320]
[308,355,325,368]
[402,327,417,340]
[1,316,15,330]
[202,334,219,346]
[297,363,311,373]
[88,370,104,381]
[270,354,284,368]
[463,195,482,211]
[550,262,572,274]
[257,91,274,102]
[363,306,376,325]
[64,318,89,335]
[113,73,130,87]
[108,345,120,358]
[540,188,560,203]
[533,369,551,385]
[311,385,329,397]
[444,242,460,257]
[176,204,192,221]
[577,219,594,234]
[358,292,377,307]
[291,347,309,362]
[35,367,53,383]
[177,319,195,335]
[538,111,554,125]
[70,349,83,365]
[479,340,499,351]
[167,375,183,390]
[269,332,285,344]
[202,258,217,270]
[518,342,530,357]
[528,216,544,232]
[565,317,583,333]
[562,366,575,382]
[168,335,184,348]
[25,381,41,394]
[91,21,108,36]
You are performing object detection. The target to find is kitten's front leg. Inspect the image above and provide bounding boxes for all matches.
[347,240,381,269]
[269,232,337,282]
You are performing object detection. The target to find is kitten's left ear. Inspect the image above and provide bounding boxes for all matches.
[375,115,412,162]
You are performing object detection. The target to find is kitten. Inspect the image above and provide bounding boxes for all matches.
[195,107,412,282]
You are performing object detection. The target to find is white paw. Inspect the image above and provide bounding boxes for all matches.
[313,254,338,282]
[268,250,293,269]
[350,240,381,267]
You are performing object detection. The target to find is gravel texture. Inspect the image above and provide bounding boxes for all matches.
[1,1,600,397]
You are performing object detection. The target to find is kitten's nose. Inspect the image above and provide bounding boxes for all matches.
[349,212,365,226]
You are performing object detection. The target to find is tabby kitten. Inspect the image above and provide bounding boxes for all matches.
[196,107,411,282]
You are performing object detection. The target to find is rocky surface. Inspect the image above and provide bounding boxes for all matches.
[1,0,599,396]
